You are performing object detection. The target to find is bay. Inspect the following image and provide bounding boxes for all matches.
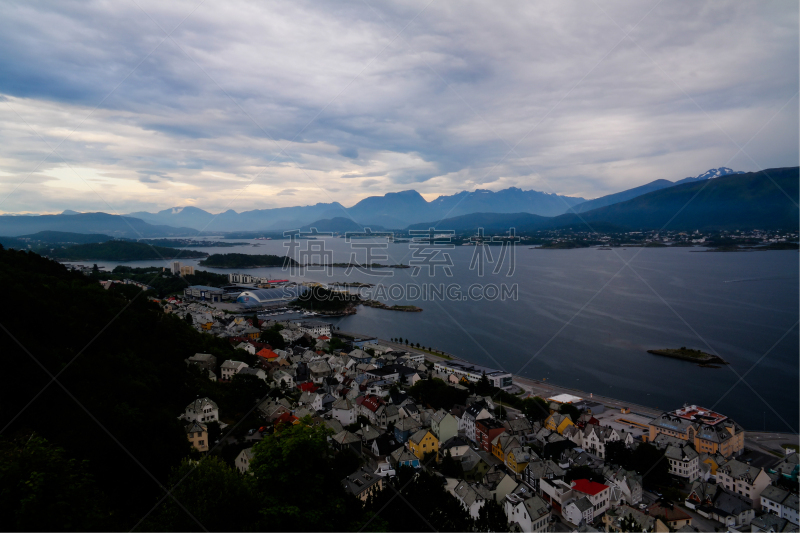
[71,238,799,432]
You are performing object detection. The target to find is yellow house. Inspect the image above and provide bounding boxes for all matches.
[201,321,213,331]
[544,413,574,435]
[408,429,439,460]
[491,434,520,463]
[185,421,208,453]
[647,406,745,457]
[701,453,725,476]
[506,447,534,474]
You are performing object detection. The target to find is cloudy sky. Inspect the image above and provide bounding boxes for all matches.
[0,0,797,215]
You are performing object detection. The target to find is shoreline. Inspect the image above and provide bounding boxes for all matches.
[338,331,799,442]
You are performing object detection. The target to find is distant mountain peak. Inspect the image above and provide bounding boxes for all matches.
[693,167,744,180]
[61,209,81,215]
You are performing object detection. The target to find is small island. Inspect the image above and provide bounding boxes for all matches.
[199,253,296,268]
[49,241,208,261]
[704,242,799,252]
[536,241,591,249]
[647,347,729,365]
[361,299,423,312]
[133,238,249,248]
[330,281,375,288]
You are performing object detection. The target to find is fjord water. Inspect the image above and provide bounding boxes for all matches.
[81,239,799,431]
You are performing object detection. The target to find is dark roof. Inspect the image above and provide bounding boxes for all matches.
[373,434,403,455]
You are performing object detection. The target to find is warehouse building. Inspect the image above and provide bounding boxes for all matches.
[184,285,224,302]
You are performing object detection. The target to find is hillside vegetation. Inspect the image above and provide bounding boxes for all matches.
[48,240,208,261]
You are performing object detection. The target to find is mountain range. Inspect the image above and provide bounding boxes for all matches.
[0,212,196,238]
[408,167,798,232]
[0,167,794,236]
[124,188,588,231]
[121,167,741,231]
[567,167,744,213]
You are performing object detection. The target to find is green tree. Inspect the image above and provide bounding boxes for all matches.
[228,373,270,416]
[605,440,633,467]
[630,442,671,488]
[145,456,259,531]
[522,396,550,422]
[365,467,474,531]
[619,514,643,532]
[0,434,107,531]
[476,372,493,395]
[259,326,286,350]
[185,313,193,326]
[249,418,369,531]
[206,420,222,448]
[559,403,581,423]
[564,465,605,484]
[408,378,469,410]
[405,339,409,345]
[439,450,463,478]
[475,499,509,532]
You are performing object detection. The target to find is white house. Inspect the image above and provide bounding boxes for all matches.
[463,401,492,443]
[570,478,611,517]
[665,443,700,481]
[505,492,550,533]
[563,497,595,527]
[760,485,799,526]
[235,342,256,355]
[717,459,773,509]
[273,370,294,389]
[603,466,643,506]
[183,397,219,423]
[235,447,254,474]
[331,398,356,426]
[312,392,336,412]
[293,320,331,337]
[220,360,248,380]
[450,480,491,519]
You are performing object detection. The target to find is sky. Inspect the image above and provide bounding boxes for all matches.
[0,0,797,215]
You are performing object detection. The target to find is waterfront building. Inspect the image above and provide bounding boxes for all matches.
[432,361,513,390]
[184,285,224,302]
[236,287,301,307]
[292,319,331,337]
[646,405,745,457]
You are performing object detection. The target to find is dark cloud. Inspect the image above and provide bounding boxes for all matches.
[338,147,359,159]
[0,0,796,213]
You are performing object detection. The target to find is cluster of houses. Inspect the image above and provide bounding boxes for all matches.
[169,300,798,532]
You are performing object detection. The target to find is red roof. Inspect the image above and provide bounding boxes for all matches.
[317,335,330,340]
[571,479,608,496]
[274,412,299,425]
[257,348,279,359]
[298,382,320,393]
[359,394,384,413]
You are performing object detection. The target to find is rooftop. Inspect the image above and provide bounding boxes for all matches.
[434,360,511,377]
[670,405,728,425]
[548,393,583,404]
[571,478,609,496]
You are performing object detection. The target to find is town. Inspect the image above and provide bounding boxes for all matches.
[166,293,799,533]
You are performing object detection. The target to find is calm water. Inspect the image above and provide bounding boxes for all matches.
[74,238,799,431]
